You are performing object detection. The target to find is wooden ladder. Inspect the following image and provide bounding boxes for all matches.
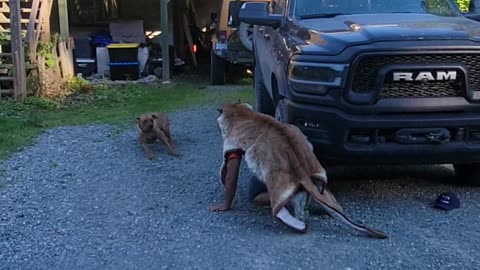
[0,0,32,29]
[0,0,51,100]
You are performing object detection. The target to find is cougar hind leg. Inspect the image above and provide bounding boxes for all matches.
[251,192,270,206]
[249,176,312,221]
[309,175,339,216]
[289,190,311,223]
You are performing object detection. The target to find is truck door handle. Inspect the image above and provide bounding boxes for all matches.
[264,34,270,40]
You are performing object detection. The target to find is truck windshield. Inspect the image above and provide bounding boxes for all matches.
[294,0,461,19]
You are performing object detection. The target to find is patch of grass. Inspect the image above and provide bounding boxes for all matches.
[0,82,254,160]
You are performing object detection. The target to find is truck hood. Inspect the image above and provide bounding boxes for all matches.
[293,14,480,54]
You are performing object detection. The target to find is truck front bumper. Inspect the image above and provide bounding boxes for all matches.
[287,99,480,165]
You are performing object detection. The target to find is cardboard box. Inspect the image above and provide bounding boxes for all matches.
[109,20,146,43]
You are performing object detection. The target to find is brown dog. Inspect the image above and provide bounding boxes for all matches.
[136,112,177,159]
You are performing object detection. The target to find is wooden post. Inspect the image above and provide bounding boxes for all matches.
[58,0,70,41]
[27,0,40,60]
[38,0,53,42]
[57,0,74,80]
[10,0,27,102]
[173,0,186,60]
[161,0,170,81]
[183,13,197,67]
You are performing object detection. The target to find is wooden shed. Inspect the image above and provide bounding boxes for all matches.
[1,0,218,101]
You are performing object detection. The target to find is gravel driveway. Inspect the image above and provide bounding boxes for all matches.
[1,105,479,270]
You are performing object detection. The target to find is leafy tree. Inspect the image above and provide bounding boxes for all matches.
[454,0,471,12]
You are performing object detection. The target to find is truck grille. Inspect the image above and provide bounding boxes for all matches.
[380,80,464,98]
[351,53,478,98]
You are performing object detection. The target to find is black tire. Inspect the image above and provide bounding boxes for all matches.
[210,49,226,85]
[453,164,480,185]
[239,22,254,51]
[254,65,274,115]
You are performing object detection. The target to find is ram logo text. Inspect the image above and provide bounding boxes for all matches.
[392,71,457,82]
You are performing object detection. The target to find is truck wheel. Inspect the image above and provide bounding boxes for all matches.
[275,99,288,123]
[453,164,480,185]
[210,49,226,85]
[254,66,275,115]
[239,22,254,51]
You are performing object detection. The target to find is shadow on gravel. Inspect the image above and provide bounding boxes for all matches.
[328,164,455,183]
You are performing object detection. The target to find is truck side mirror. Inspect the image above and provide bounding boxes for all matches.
[464,0,480,21]
[238,2,282,28]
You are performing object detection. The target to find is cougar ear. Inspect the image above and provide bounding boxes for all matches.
[151,114,158,119]
[135,117,140,124]
[217,108,223,114]
[236,99,241,104]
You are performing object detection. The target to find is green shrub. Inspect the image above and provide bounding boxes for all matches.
[455,0,471,12]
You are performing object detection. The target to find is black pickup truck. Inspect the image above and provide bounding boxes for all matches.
[239,0,480,185]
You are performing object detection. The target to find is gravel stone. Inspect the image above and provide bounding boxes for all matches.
[0,105,479,270]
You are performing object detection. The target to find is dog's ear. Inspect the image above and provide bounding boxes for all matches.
[151,114,158,119]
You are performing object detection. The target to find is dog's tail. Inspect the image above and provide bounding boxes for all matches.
[301,175,388,239]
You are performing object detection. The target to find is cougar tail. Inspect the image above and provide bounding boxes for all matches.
[301,179,388,239]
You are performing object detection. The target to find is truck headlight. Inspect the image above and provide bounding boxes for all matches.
[288,61,348,94]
